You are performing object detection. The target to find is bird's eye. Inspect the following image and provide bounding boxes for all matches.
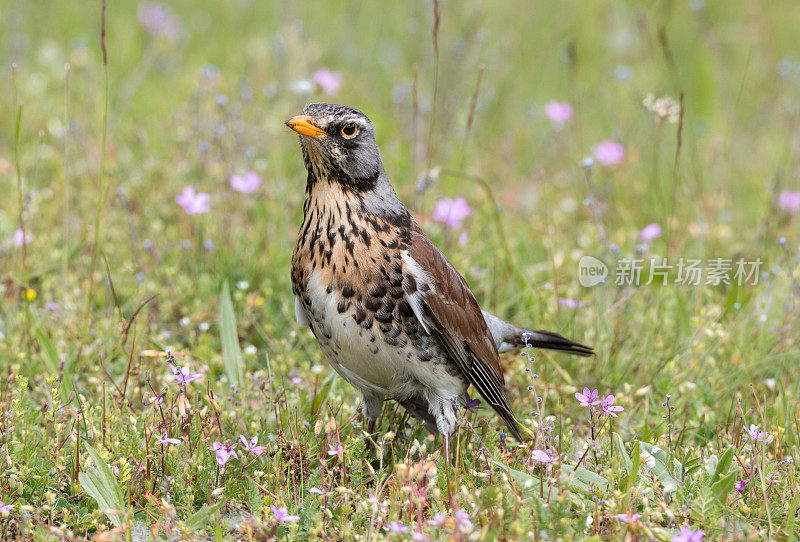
[341,122,359,139]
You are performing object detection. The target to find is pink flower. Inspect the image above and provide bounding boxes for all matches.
[389,521,410,533]
[558,297,587,308]
[239,434,266,456]
[169,364,202,385]
[734,479,747,492]
[0,501,13,514]
[779,190,800,212]
[212,441,238,468]
[314,68,342,95]
[156,432,181,446]
[592,140,625,165]
[432,197,472,229]
[291,376,303,385]
[309,486,327,495]
[612,512,642,524]
[544,101,573,124]
[672,526,704,542]
[271,505,300,523]
[427,512,447,526]
[530,449,552,463]
[230,171,262,194]
[454,510,473,533]
[575,387,601,407]
[640,223,662,242]
[175,186,210,215]
[601,395,624,417]
[12,228,32,247]
[458,231,468,245]
[328,442,343,456]
[137,2,182,41]
[745,424,767,442]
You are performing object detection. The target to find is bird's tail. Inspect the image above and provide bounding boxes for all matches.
[481,310,594,357]
[519,329,594,357]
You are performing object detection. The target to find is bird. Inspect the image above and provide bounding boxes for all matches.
[285,103,593,458]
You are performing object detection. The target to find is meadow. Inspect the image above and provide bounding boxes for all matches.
[1,0,800,539]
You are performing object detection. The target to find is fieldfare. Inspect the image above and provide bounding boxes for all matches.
[286,103,592,456]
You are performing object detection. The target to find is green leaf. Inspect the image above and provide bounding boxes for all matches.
[560,463,610,493]
[638,441,682,493]
[311,371,337,416]
[628,440,641,489]
[712,446,734,481]
[492,461,543,499]
[613,433,632,475]
[784,493,800,541]
[35,327,61,375]
[711,471,737,504]
[219,281,245,388]
[186,501,224,531]
[78,444,126,528]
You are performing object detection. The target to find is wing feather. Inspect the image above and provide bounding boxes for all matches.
[404,229,524,441]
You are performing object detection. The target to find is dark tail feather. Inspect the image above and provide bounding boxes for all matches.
[522,329,594,357]
[481,310,594,357]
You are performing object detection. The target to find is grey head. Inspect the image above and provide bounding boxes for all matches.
[285,103,384,192]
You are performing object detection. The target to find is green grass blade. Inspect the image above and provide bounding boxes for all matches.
[78,444,126,528]
[219,281,245,388]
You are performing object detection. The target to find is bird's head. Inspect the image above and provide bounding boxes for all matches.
[285,103,383,191]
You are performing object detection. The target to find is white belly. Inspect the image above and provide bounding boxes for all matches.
[297,270,465,402]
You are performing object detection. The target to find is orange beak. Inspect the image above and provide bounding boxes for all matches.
[285,115,327,140]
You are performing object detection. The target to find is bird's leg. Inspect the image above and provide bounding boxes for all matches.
[443,432,454,508]
[361,392,384,454]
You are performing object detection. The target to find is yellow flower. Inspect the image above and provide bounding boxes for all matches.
[25,288,37,301]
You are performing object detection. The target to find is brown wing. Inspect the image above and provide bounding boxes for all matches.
[407,228,524,441]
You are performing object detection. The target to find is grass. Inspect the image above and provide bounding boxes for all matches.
[1,0,800,539]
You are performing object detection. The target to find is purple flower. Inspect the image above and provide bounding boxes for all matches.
[212,441,238,468]
[137,2,182,41]
[463,391,485,410]
[544,101,573,124]
[175,186,210,215]
[271,505,300,523]
[779,190,800,212]
[47,301,58,311]
[291,376,303,385]
[458,231,468,245]
[454,510,473,533]
[314,68,342,95]
[558,297,588,308]
[309,486,327,495]
[745,424,767,442]
[592,140,625,165]
[156,432,181,446]
[575,387,601,407]
[601,395,624,417]
[0,501,14,514]
[12,228,32,247]
[239,434,266,456]
[432,197,472,229]
[389,521,410,533]
[734,479,746,492]
[640,223,662,242]
[672,526,704,542]
[230,171,262,194]
[328,442,343,456]
[428,512,447,526]
[411,532,429,542]
[530,449,552,463]
[612,512,642,524]
[169,364,202,385]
